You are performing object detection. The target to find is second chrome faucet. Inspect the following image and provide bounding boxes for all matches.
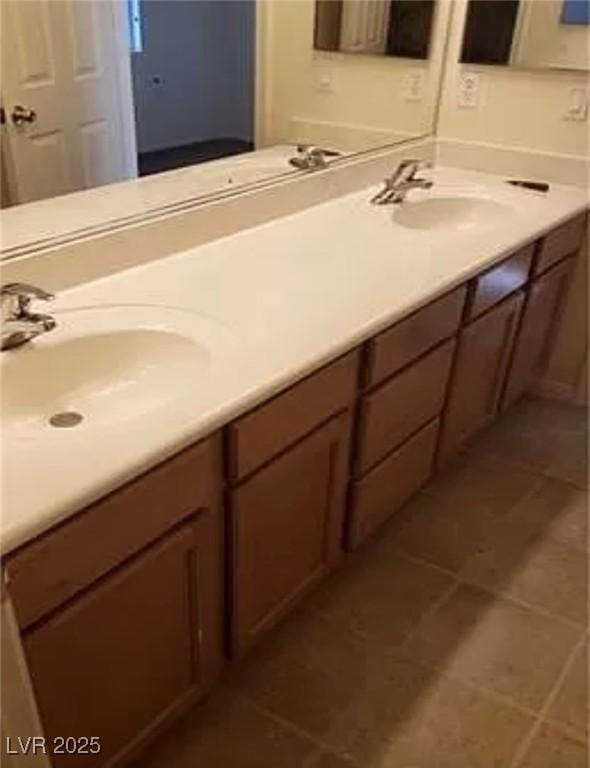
[371,159,433,206]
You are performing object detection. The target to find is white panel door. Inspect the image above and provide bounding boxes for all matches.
[340,0,390,54]
[1,0,137,204]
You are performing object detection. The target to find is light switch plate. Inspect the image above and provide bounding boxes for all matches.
[458,71,480,108]
[404,69,425,102]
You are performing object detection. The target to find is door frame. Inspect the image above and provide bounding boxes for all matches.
[108,0,138,179]
[254,0,272,149]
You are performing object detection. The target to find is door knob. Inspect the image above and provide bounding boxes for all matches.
[11,105,37,127]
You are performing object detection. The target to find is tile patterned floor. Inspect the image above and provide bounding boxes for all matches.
[137,397,588,768]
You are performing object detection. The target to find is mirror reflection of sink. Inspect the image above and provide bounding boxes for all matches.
[392,196,514,232]
[1,305,232,436]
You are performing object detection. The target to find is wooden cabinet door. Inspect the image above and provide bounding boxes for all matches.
[502,258,573,409]
[23,512,223,768]
[438,292,524,463]
[230,412,352,656]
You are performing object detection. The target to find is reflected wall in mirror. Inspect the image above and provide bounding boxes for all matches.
[461,0,590,70]
[0,0,451,253]
[259,0,448,154]
[314,0,435,58]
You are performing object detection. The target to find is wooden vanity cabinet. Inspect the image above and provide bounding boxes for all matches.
[347,290,465,549]
[533,213,586,276]
[230,412,352,655]
[227,351,359,656]
[438,291,525,462]
[5,437,224,768]
[502,258,574,409]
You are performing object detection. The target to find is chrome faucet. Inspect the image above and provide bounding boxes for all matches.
[1,283,56,351]
[370,159,433,205]
[289,144,341,171]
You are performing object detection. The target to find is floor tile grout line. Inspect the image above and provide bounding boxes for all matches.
[388,541,587,632]
[509,632,588,768]
[541,714,589,746]
[402,652,546,721]
[456,575,588,631]
[231,688,363,767]
[377,545,458,579]
[462,445,588,492]
[398,578,462,649]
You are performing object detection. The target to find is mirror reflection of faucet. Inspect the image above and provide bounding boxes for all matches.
[289,144,342,171]
[370,159,433,206]
[1,282,56,351]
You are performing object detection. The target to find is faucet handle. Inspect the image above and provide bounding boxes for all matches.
[1,282,54,318]
[388,159,432,185]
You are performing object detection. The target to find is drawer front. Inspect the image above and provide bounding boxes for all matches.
[6,435,221,630]
[366,286,466,387]
[467,244,534,321]
[356,340,455,474]
[228,349,359,481]
[348,419,438,549]
[534,213,586,276]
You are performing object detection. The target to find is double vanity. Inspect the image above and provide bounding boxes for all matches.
[1,166,587,767]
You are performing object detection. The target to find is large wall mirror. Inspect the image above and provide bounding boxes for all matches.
[0,0,451,254]
[461,0,590,70]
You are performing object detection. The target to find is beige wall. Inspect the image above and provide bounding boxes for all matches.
[513,0,590,71]
[437,0,590,158]
[259,0,452,151]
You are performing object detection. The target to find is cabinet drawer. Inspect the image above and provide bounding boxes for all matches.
[467,244,534,321]
[356,340,455,474]
[348,419,438,549]
[534,213,586,276]
[366,286,466,387]
[6,435,221,630]
[227,349,359,481]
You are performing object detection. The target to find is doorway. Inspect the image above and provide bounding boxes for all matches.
[129,0,256,177]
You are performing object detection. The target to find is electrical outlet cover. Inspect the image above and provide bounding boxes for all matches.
[458,71,480,108]
[404,70,425,102]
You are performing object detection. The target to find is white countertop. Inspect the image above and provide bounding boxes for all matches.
[1,166,587,554]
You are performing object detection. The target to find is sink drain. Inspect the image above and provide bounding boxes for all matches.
[48,411,84,428]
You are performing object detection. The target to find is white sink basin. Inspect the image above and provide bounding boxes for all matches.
[392,196,514,232]
[1,305,233,436]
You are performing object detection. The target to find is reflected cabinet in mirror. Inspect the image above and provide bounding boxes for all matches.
[0,0,450,252]
[461,0,590,70]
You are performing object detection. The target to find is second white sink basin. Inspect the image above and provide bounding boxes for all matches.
[392,196,514,232]
[1,305,233,436]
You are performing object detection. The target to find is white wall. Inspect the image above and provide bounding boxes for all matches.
[131,0,255,153]
[437,0,590,158]
[258,0,452,151]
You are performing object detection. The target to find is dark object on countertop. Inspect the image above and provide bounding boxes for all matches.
[507,180,550,193]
